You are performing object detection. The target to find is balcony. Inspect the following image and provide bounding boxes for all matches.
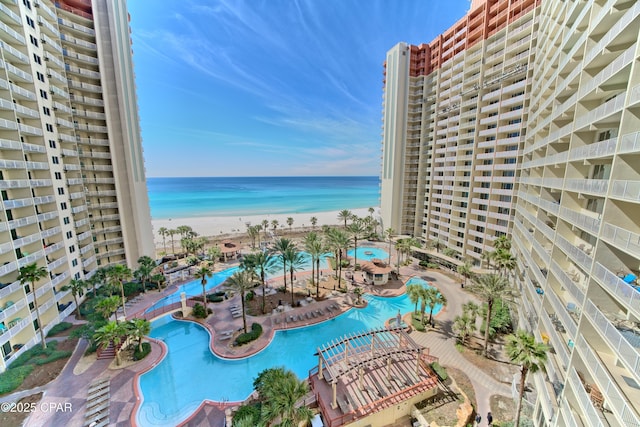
[610,181,640,203]
[564,179,609,197]
[555,235,593,272]
[559,207,600,235]
[601,223,640,259]
[575,335,640,427]
[550,260,585,304]
[566,368,608,427]
[593,263,640,319]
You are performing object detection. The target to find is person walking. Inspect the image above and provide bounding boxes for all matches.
[475,414,481,426]
[487,411,493,425]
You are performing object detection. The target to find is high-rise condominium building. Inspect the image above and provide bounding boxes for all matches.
[0,0,154,370]
[381,0,640,425]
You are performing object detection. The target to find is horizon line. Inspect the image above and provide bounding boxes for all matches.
[147,175,381,179]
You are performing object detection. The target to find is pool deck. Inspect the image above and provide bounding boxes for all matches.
[17,249,511,427]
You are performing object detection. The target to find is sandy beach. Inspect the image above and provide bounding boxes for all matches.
[151,208,376,242]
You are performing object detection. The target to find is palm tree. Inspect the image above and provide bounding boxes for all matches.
[494,235,512,252]
[206,246,221,267]
[127,318,151,352]
[151,273,166,292]
[326,228,350,290]
[457,260,473,287]
[337,209,352,228]
[453,314,476,345]
[368,207,375,217]
[194,265,213,312]
[310,216,318,229]
[224,270,254,333]
[167,229,177,255]
[61,278,86,319]
[481,249,495,270]
[244,251,274,314]
[271,237,294,291]
[95,295,121,323]
[424,287,447,327]
[385,228,395,265]
[406,283,422,314]
[17,263,49,349]
[506,330,549,427]
[430,238,444,253]
[93,321,127,365]
[176,225,193,240]
[247,225,260,249]
[158,227,168,253]
[494,249,517,280]
[257,367,314,427]
[286,217,294,231]
[284,246,306,306]
[304,233,323,297]
[262,219,270,238]
[135,256,156,293]
[346,219,366,268]
[90,267,108,297]
[473,273,515,356]
[107,264,132,318]
[271,219,279,235]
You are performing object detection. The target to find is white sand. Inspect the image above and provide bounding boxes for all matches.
[151,208,376,242]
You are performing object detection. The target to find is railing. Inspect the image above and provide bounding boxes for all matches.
[610,180,640,202]
[555,235,593,272]
[550,261,585,304]
[576,335,640,427]
[584,299,640,375]
[559,207,600,235]
[593,263,640,316]
[601,223,640,259]
[567,367,607,427]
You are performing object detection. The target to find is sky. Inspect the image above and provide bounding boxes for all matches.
[128,0,471,177]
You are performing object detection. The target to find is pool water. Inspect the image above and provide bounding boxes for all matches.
[137,277,440,427]
[146,253,330,313]
[347,247,389,261]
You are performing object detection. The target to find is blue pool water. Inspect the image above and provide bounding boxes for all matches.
[146,253,331,313]
[137,277,440,427]
[347,247,389,261]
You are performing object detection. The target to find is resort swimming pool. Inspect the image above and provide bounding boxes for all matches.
[146,253,330,313]
[347,246,389,261]
[136,276,440,427]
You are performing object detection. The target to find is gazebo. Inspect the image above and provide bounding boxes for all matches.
[217,240,241,261]
[360,259,393,285]
[309,327,439,427]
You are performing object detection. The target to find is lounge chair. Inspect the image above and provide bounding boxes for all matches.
[87,393,110,409]
[84,410,109,427]
[87,385,109,400]
[232,312,242,318]
[219,334,233,341]
[85,401,110,418]
[622,274,637,284]
[273,317,281,324]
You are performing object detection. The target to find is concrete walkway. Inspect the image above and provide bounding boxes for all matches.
[399,263,511,422]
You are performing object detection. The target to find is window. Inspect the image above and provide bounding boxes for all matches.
[501,183,513,190]
[26,16,35,28]
[23,0,31,9]
[49,140,56,148]
[33,54,41,64]
[43,107,50,116]
[55,172,62,180]
[29,35,38,47]
[499,195,512,202]
[66,231,73,238]
[46,124,54,132]
[60,202,67,210]
[57,187,64,195]
[69,245,75,253]
[39,89,48,99]
[504,158,516,164]
[52,156,59,164]
[63,216,70,224]
[72,259,78,267]
[36,72,45,83]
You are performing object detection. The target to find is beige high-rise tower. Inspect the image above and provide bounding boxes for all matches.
[0,0,153,370]
[382,0,640,425]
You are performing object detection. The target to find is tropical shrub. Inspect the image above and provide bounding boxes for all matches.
[411,313,426,332]
[232,403,261,426]
[133,342,152,360]
[191,303,210,318]
[430,362,448,381]
[206,294,224,303]
[123,281,143,296]
[46,322,73,337]
[0,365,34,394]
[236,323,263,345]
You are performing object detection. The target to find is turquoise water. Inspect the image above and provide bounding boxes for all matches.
[147,176,380,219]
[146,253,330,313]
[347,247,389,261]
[137,277,441,427]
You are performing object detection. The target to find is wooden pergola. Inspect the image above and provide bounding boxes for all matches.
[314,327,438,415]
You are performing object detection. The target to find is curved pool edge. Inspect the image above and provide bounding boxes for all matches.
[131,336,169,427]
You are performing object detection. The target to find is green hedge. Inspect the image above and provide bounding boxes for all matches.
[206,294,224,303]
[33,350,72,365]
[430,362,448,381]
[0,365,34,394]
[192,303,212,318]
[236,323,263,346]
[232,403,261,426]
[46,322,73,337]
[134,342,152,361]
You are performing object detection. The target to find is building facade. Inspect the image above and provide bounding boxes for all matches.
[0,0,153,370]
[381,0,640,425]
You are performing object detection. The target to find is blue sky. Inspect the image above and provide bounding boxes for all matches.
[128,0,470,177]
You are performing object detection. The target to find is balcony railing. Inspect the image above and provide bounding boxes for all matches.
[601,223,640,259]
[584,300,640,375]
[610,180,640,203]
[575,335,640,427]
[567,367,608,427]
[559,207,600,235]
[593,263,640,318]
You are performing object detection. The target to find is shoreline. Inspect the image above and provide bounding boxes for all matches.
[151,207,377,241]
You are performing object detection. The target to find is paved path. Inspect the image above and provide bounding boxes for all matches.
[399,263,511,422]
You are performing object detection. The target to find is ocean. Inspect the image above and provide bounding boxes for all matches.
[146,176,380,219]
